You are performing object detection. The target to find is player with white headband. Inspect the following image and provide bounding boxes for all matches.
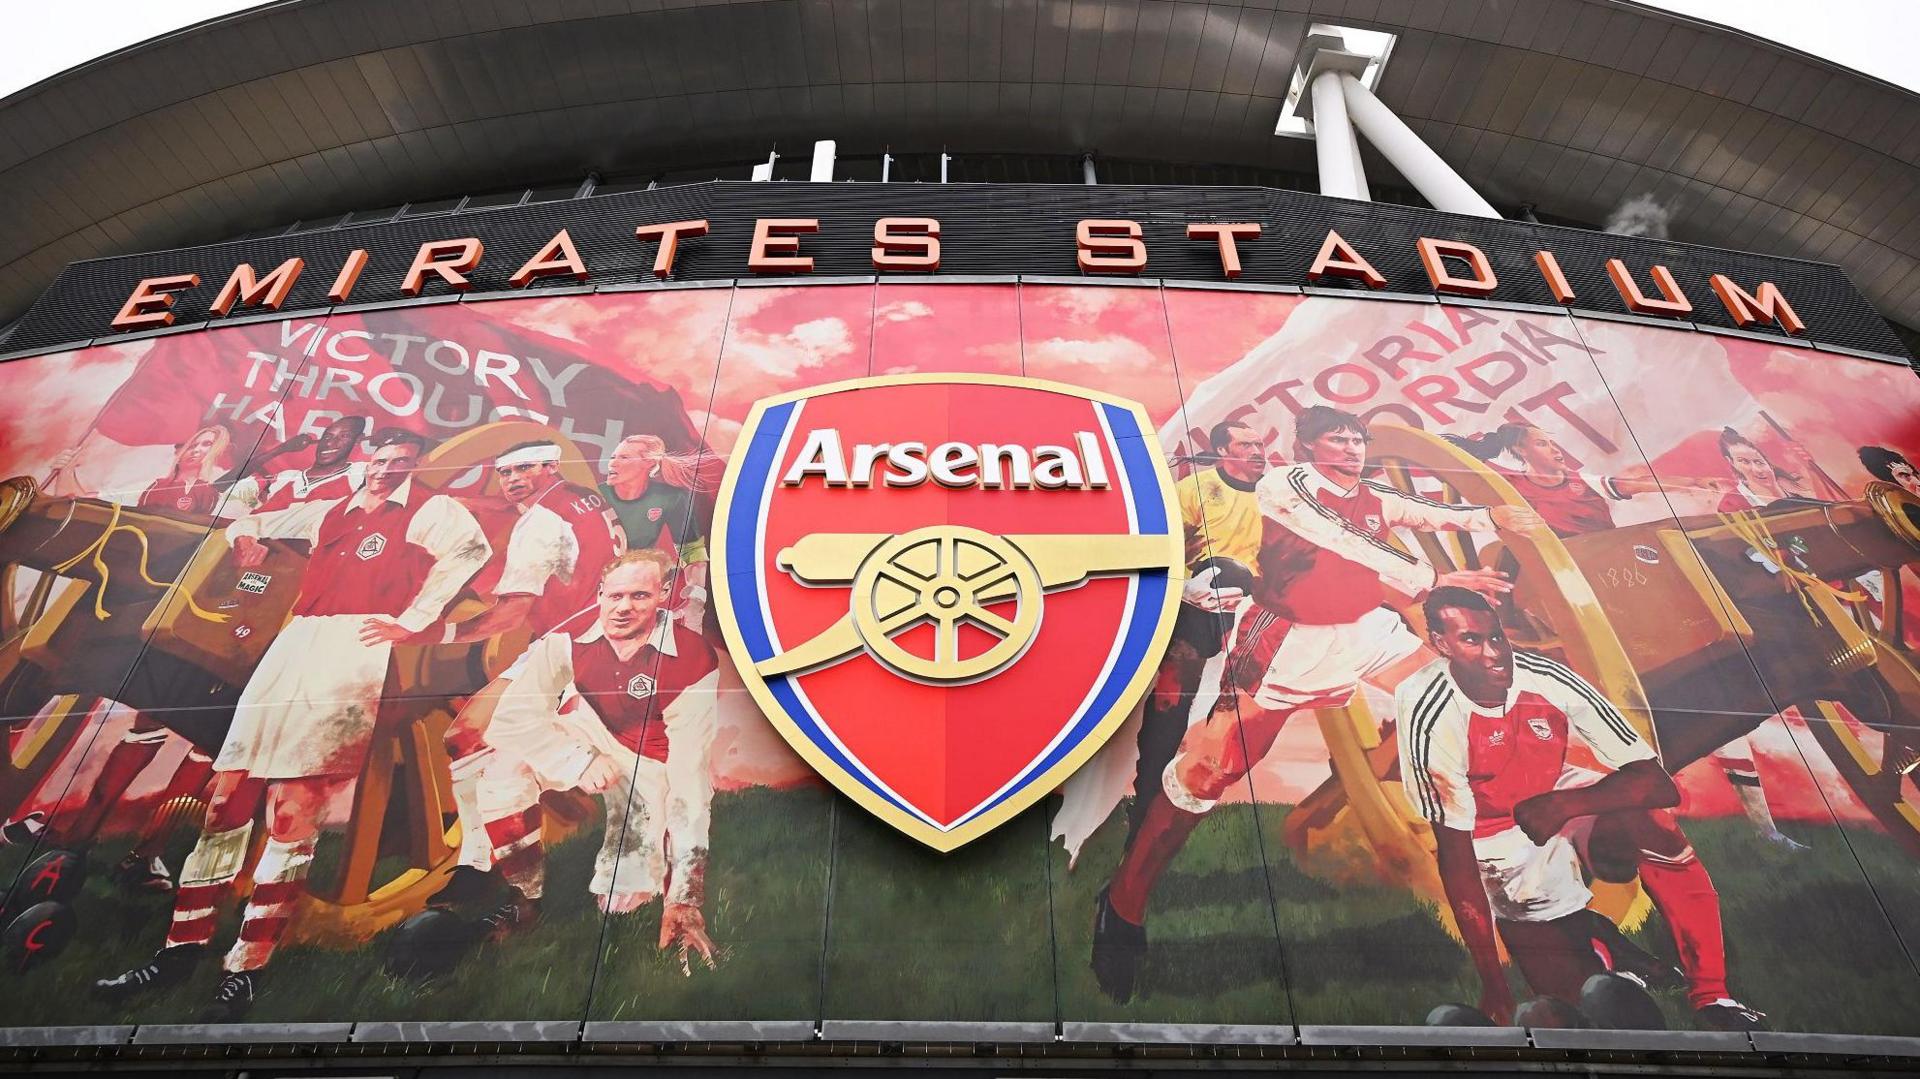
[432,437,627,926]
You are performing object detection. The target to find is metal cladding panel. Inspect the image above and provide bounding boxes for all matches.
[2,181,1908,363]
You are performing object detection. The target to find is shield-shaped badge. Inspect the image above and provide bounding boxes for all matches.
[713,375,1183,851]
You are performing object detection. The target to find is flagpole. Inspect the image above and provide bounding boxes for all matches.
[1758,409,1847,501]
[38,340,163,495]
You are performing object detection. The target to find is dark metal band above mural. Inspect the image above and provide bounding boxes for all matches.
[3,182,1909,363]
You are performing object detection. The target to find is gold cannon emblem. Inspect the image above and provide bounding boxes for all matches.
[758,525,1176,683]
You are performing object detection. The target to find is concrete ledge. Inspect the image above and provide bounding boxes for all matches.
[818,1019,1054,1043]
[594,279,734,293]
[350,1020,581,1043]
[874,275,1019,286]
[1814,340,1913,365]
[1298,1024,1528,1047]
[0,341,91,363]
[1568,307,1694,330]
[105,321,210,344]
[1529,1027,1750,1052]
[582,1020,816,1042]
[464,285,592,303]
[0,1026,132,1046]
[133,1022,351,1044]
[1751,1031,1920,1057]
[1692,322,1802,346]
[1061,1022,1295,1045]
[736,275,876,288]
[210,306,334,328]
[1299,286,1437,305]
[1162,279,1301,294]
[1020,275,1159,288]
[331,294,460,314]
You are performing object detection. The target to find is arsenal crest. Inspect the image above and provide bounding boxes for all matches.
[712,375,1183,851]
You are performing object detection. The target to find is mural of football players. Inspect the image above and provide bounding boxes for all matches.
[46,422,232,514]
[101,418,379,890]
[5,423,239,886]
[1711,426,1841,851]
[443,440,625,646]
[1449,423,1721,537]
[1858,445,1920,496]
[226,414,370,513]
[1448,421,1803,851]
[1091,405,1544,1001]
[1125,420,1267,837]
[94,430,491,1019]
[602,434,711,630]
[439,438,625,895]
[459,550,719,969]
[1398,587,1766,1031]
[91,420,377,891]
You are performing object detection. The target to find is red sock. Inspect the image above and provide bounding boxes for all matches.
[485,804,546,900]
[1107,788,1203,924]
[223,836,315,973]
[156,751,215,806]
[1639,846,1729,1007]
[65,732,163,842]
[165,822,252,950]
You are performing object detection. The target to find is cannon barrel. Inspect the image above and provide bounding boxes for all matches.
[0,493,214,590]
[1680,498,1919,602]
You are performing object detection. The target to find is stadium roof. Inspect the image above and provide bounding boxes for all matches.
[2,0,1918,330]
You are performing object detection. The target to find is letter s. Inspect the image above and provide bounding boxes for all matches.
[884,442,929,487]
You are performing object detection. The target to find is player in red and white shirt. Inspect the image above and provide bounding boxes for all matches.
[1398,586,1765,1031]
[95,430,491,1019]
[438,440,624,881]
[443,440,625,644]
[225,415,369,515]
[463,550,719,968]
[109,417,379,891]
[1092,406,1543,1003]
[1449,423,1722,538]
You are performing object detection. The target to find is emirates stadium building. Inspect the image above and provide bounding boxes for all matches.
[2,1,1920,1076]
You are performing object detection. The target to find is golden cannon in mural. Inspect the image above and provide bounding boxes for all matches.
[0,425,598,944]
[1290,425,1920,911]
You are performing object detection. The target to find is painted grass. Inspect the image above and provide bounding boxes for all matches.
[0,786,1915,1036]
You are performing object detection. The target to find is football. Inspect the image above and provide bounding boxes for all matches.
[2,902,74,973]
[1425,1002,1497,1026]
[383,908,473,981]
[1580,972,1669,1030]
[1513,995,1590,1029]
[9,850,85,914]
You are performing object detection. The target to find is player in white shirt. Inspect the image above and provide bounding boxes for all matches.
[464,550,720,967]
[1399,586,1764,1031]
[1093,407,1541,1002]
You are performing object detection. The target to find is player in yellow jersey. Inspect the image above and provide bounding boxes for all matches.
[1124,420,1269,838]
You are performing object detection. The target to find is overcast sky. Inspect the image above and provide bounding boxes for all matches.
[0,0,1915,101]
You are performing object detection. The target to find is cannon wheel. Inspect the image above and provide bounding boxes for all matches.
[1285,424,1655,928]
[1779,480,1920,854]
[1802,640,1920,856]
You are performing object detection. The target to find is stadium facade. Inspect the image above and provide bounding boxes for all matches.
[0,1,1918,1076]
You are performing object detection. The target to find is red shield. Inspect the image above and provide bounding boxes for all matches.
[712,375,1182,850]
